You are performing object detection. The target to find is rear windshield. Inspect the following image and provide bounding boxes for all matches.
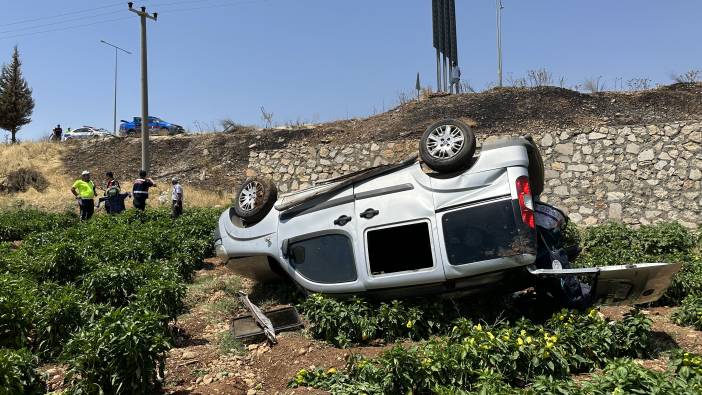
[442,198,528,265]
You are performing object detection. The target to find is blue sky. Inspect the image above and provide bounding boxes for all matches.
[1,0,701,141]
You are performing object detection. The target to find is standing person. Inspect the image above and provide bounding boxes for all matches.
[451,64,461,93]
[70,170,97,220]
[102,171,121,213]
[171,178,184,218]
[105,171,121,191]
[132,170,155,211]
[52,124,62,141]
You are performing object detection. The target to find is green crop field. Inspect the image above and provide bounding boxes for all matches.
[0,207,700,394]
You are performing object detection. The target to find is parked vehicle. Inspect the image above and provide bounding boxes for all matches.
[118,116,185,136]
[214,119,680,305]
[62,126,115,141]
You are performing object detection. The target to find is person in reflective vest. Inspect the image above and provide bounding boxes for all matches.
[70,170,96,220]
[132,170,156,211]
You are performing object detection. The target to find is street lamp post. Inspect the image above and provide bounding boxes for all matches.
[100,40,132,133]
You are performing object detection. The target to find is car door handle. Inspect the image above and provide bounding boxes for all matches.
[334,215,352,226]
[360,208,379,219]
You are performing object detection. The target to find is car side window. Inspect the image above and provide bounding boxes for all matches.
[289,234,357,284]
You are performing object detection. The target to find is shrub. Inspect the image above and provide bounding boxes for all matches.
[34,284,88,360]
[133,278,186,320]
[582,358,702,394]
[25,242,88,284]
[672,293,702,330]
[291,308,653,393]
[0,348,43,395]
[300,295,457,348]
[81,263,143,306]
[63,307,171,395]
[0,209,76,242]
[0,274,37,348]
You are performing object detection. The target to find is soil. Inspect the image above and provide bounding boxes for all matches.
[161,260,392,395]
[61,84,702,193]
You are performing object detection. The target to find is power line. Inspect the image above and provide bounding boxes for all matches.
[0,2,123,28]
[155,0,262,14]
[0,17,131,41]
[0,10,123,35]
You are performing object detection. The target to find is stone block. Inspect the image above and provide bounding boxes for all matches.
[608,203,623,220]
[637,149,655,162]
[554,143,574,155]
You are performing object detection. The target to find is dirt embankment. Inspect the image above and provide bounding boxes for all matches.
[61,83,702,192]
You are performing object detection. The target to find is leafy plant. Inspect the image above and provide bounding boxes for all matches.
[0,209,76,242]
[33,283,88,360]
[62,307,171,395]
[0,274,37,348]
[81,262,143,306]
[0,348,43,395]
[291,308,654,393]
[672,293,702,330]
[133,278,187,320]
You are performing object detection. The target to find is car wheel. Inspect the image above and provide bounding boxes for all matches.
[524,136,545,196]
[419,119,477,173]
[127,129,136,136]
[233,177,278,223]
[160,127,170,136]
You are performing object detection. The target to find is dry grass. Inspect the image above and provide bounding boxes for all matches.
[0,142,231,212]
[0,142,74,211]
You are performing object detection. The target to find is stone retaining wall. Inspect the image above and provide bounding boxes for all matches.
[247,120,702,228]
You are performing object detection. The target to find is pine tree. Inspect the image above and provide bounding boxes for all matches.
[0,46,35,144]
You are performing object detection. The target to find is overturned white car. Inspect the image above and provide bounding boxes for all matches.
[214,120,680,306]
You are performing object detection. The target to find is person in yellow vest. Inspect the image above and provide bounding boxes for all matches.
[71,170,97,220]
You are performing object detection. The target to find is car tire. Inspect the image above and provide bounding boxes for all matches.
[160,127,170,136]
[419,119,477,173]
[127,129,136,136]
[233,177,278,223]
[524,136,545,196]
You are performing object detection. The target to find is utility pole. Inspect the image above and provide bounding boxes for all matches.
[100,40,131,134]
[496,0,504,87]
[128,2,157,173]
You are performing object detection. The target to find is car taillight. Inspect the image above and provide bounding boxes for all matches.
[516,176,535,229]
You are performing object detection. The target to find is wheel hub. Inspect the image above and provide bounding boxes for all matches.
[238,181,263,212]
[425,125,465,159]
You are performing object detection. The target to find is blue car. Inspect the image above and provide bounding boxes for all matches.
[118,116,185,137]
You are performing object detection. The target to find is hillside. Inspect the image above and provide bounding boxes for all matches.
[1,83,701,211]
[60,83,702,193]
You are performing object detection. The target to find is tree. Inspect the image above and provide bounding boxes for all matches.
[0,46,35,144]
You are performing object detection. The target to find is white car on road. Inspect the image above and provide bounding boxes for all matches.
[62,126,115,141]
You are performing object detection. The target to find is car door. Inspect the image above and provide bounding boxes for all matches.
[276,186,364,294]
[353,164,445,290]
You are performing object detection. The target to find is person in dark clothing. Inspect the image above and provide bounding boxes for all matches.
[132,170,156,211]
[52,124,63,141]
[98,192,131,214]
[105,171,121,191]
[71,170,97,220]
[102,171,121,213]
